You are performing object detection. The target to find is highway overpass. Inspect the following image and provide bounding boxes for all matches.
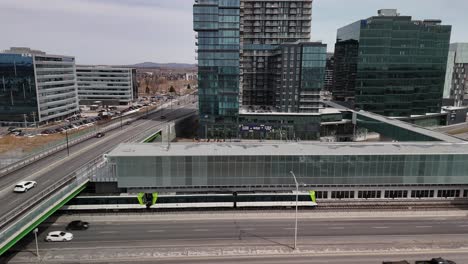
[0,95,198,255]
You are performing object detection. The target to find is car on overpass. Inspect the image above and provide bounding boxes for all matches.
[13,181,37,193]
[45,231,73,242]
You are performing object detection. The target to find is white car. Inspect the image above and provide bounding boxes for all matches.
[45,231,73,242]
[13,181,37,193]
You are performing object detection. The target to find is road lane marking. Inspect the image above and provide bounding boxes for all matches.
[283,228,295,230]
[241,228,255,231]
[372,226,389,229]
[193,229,209,232]
[148,230,165,233]
[99,231,118,234]
[328,227,345,230]
[0,104,194,199]
[416,226,432,228]
[459,225,468,227]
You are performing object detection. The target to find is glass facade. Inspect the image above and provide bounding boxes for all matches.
[194,0,241,138]
[333,13,452,117]
[114,153,468,189]
[275,42,327,113]
[0,54,38,124]
[299,44,326,112]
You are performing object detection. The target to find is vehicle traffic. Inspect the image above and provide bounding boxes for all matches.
[45,231,73,242]
[13,181,37,193]
[66,220,89,230]
[96,132,105,138]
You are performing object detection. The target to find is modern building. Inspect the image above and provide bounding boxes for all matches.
[240,0,312,107]
[194,0,327,138]
[274,42,326,113]
[332,9,451,117]
[76,65,137,105]
[194,0,241,138]
[444,43,468,107]
[0,47,79,126]
[108,141,468,199]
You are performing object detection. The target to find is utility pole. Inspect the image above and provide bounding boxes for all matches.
[289,171,299,250]
[33,228,40,261]
[65,122,70,156]
[32,112,37,128]
[23,114,27,128]
[120,113,123,130]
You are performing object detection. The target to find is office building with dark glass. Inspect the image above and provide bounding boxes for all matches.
[194,0,241,138]
[0,47,79,126]
[332,9,451,117]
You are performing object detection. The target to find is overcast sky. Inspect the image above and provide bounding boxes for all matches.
[1,0,467,65]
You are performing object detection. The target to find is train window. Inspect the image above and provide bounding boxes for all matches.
[411,190,434,198]
[384,190,408,198]
[358,190,381,199]
[437,189,460,198]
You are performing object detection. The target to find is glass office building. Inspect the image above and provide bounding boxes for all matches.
[0,48,79,126]
[109,142,468,190]
[194,0,241,138]
[274,42,326,113]
[333,9,451,117]
[0,54,38,124]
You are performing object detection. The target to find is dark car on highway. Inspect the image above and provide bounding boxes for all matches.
[66,220,89,230]
[160,115,166,120]
[96,132,105,138]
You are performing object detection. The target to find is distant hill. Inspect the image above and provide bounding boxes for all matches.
[130,62,196,69]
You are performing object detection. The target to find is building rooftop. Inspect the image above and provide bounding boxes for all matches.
[323,101,464,143]
[357,110,465,143]
[108,141,468,157]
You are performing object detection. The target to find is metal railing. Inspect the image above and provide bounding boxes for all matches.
[0,104,161,177]
[0,156,104,246]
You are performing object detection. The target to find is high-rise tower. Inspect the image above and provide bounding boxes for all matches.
[332,9,451,117]
[240,0,313,107]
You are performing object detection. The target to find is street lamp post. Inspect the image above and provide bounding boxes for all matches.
[33,228,39,261]
[289,170,299,250]
[65,128,70,157]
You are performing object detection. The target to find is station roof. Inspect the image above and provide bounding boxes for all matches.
[108,141,468,157]
[323,101,464,143]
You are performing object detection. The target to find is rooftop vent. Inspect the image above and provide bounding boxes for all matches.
[377,9,399,17]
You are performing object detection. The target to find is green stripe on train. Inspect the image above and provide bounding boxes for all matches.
[0,183,87,256]
[152,193,158,205]
[309,190,316,203]
[137,193,145,205]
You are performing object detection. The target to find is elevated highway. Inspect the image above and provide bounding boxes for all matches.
[0,96,198,255]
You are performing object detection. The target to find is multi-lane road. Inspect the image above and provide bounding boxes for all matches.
[4,214,468,263]
[0,98,197,226]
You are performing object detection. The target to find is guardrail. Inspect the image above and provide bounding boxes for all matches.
[0,103,163,178]
[0,156,102,230]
